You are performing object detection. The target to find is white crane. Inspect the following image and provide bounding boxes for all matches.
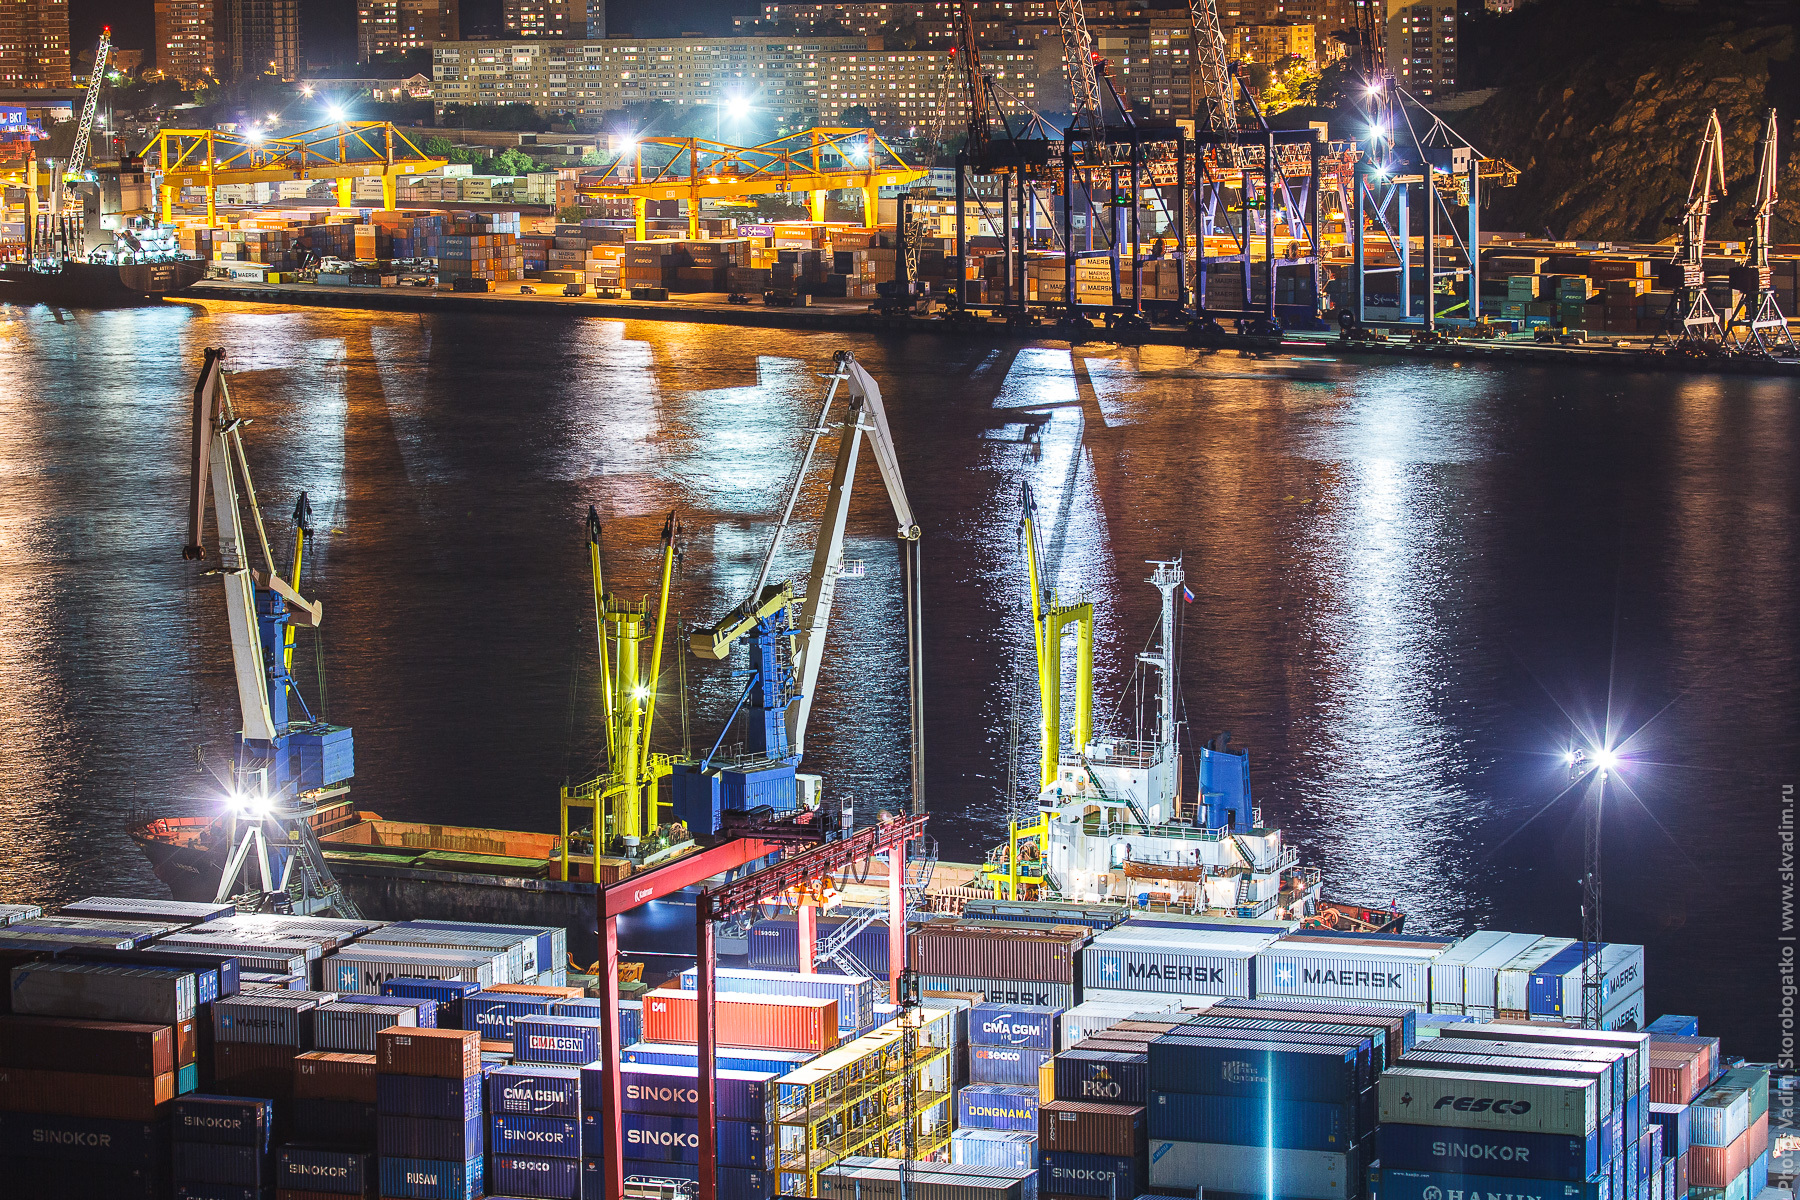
[1730,108,1796,358]
[1662,108,1727,347]
[68,26,110,181]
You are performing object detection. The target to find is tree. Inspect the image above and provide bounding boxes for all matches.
[423,136,456,157]
[579,149,603,166]
[839,105,873,128]
[493,147,538,176]
[557,205,588,221]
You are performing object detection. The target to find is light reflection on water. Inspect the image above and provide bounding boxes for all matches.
[0,303,1790,1057]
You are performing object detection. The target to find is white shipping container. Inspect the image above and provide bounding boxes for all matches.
[1597,943,1646,1003]
[1600,984,1646,1032]
[1436,1024,1650,1096]
[1082,941,1255,998]
[324,945,501,994]
[1433,931,1542,1012]
[1428,930,1511,1010]
[1255,943,1440,1005]
[313,1000,417,1052]
[1080,987,1222,1010]
[1058,1000,1161,1046]
[1378,1067,1600,1136]
[214,992,325,1046]
[1150,1139,1354,1198]
[0,904,43,925]
[1495,937,1576,1012]
[356,927,529,982]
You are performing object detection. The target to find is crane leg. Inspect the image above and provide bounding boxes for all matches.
[336,178,352,208]
[862,185,878,229]
[382,175,396,210]
[810,190,827,223]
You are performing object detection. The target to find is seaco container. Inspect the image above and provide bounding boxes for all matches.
[488,1064,582,1117]
[593,1061,779,1123]
[1037,1149,1143,1197]
[1148,1139,1354,1199]
[677,965,876,1037]
[1054,1050,1148,1106]
[1148,1034,1358,1102]
[1376,1119,1601,1180]
[641,987,839,1053]
[1378,1067,1601,1136]
[958,1084,1040,1131]
[492,1153,583,1198]
[1375,1167,1605,1200]
[969,1003,1063,1051]
[1037,1100,1146,1155]
[1150,1090,1356,1150]
[971,1043,1053,1086]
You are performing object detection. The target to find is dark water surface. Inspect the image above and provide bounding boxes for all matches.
[0,302,1792,1058]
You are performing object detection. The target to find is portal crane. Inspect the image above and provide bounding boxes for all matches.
[1188,0,1237,138]
[1660,109,1728,351]
[1728,108,1797,358]
[184,348,359,917]
[39,27,110,260]
[953,0,1008,163]
[1054,0,1106,151]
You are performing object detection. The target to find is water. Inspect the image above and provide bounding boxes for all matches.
[0,302,1791,1059]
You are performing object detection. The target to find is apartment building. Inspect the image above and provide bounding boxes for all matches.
[228,0,300,81]
[152,0,218,86]
[505,0,577,38]
[358,0,461,59]
[1232,20,1314,63]
[1385,0,1455,92]
[0,0,70,87]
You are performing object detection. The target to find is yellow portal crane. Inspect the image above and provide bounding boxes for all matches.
[560,507,681,881]
[139,121,448,223]
[578,127,926,239]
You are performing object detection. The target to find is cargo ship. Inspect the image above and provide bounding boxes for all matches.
[0,255,208,305]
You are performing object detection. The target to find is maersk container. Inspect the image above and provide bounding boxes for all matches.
[958,1084,1039,1131]
[1378,1067,1601,1136]
[1081,936,1256,998]
[382,977,482,1021]
[1148,1090,1354,1150]
[1495,937,1578,1012]
[1375,1166,1607,1200]
[212,993,321,1047]
[969,1003,1062,1051]
[492,1113,583,1158]
[1690,1087,1751,1148]
[952,1130,1038,1172]
[1604,984,1647,1033]
[1037,1150,1143,1198]
[919,973,1077,1009]
[170,1140,263,1186]
[1376,1119,1602,1180]
[0,1111,166,1167]
[171,1095,272,1148]
[326,946,500,995]
[492,1153,583,1199]
[1148,1035,1358,1102]
[678,965,876,1037]
[376,1073,483,1121]
[513,1014,606,1065]
[971,1043,1053,1086]
[277,1145,373,1194]
[619,1112,771,1170]
[1253,943,1438,1005]
[1428,931,1517,1012]
[10,961,197,1024]
[488,1064,582,1118]
[378,1154,484,1200]
[642,987,838,1053]
[747,916,889,976]
[1148,1138,1353,1198]
[313,999,417,1052]
[460,994,552,1040]
[618,1041,812,1076]
[376,1113,484,1161]
[0,903,41,925]
[1055,1050,1149,1106]
[593,1061,779,1123]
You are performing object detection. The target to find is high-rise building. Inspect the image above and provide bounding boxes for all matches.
[587,0,605,39]
[228,0,300,80]
[153,0,221,86]
[0,0,72,86]
[1385,0,1455,92]
[504,0,576,38]
[358,0,460,60]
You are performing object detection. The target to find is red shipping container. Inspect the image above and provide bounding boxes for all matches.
[1747,1112,1769,1161]
[377,1027,481,1079]
[294,1051,379,1102]
[0,1065,176,1119]
[1650,1046,1708,1104]
[641,989,840,1053]
[1689,1125,1751,1187]
[1675,1152,1688,1197]
[0,1015,175,1076]
[215,1041,297,1099]
[176,1015,199,1066]
[1039,1101,1147,1154]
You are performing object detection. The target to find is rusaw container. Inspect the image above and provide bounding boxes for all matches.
[377,1153,483,1199]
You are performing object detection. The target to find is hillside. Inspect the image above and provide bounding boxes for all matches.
[1443,1,1799,243]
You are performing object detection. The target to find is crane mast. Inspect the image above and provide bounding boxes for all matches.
[1663,109,1728,347]
[68,27,110,180]
[1188,0,1237,137]
[1730,108,1796,357]
[1054,0,1105,149]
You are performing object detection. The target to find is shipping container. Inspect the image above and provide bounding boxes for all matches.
[0,1111,167,1167]
[1401,1048,1617,1116]
[677,965,876,1036]
[1435,1025,1649,1096]
[0,1064,176,1119]
[381,977,481,1021]
[1054,1050,1149,1106]
[376,1027,482,1079]
[952,1129,1037,1172]
[1150,1089,1355,1149]
[1375,1166,1606,1200]
[276,1145,373,1194]
[0,1014,174,1076]
[958,1084,1040,1131]
[1376,1119,1601,1180]
[969,1003,1063,1051]
[1430,931,1532,1013]
[10,961,197,1024]
[62,897,232,925]
[1148,1138,1354,1198]
[1378,1067,1601,1136]
[493,1113,583,1158]
[492,1153,583,1199]
[456,992,551,1041]
[1647,1016,1699,1038]
[1254,942,1439,1005]
[641,987,838,1053]
[1058,1001,1157,1046]
[213,993,323,1047]
[1408,1035,1628,1103]
[920,974,1078,1009]
[1691,1087,1752,1148]
[325,946,500,995]
[1211,996,1416,1061]
[972,1043,1054,1086]
[1037,1149,1143,1197]
[171,1094,271,1147]
[1492,938,1579,1012]
[376,1072,482,1122]
[602,1156,774,1200]
[376,1112,483,1160]
[913,919,1088,983]
[292,1051,378,1102]
[617,1041,813,1076]
[312,999,416,1051]
[1038,1100,1145,1155]
[488,1063,583,1117]
[291,1096,378,1149]
[591,1061,779,1123]
[171,1139,264,1186]
[1184,1015,1379,1081]
[1082,928,1267,998]
[512,1013,607,1065]
[399,917,567,976]
[746,916,890,976]
[377,1154,483,1200]
[1148,1035,1359,1101]
[346,992,436,1028]
[617,1112,772,1170]
[356,925,534,983]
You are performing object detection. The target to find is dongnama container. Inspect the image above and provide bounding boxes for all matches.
[1378,1067,1601,1136]
[1149,1139,1354,1199]
[957,1084,1040,1131]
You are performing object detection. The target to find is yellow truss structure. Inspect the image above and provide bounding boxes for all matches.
[139,121,449,223]
[578,127,927,238]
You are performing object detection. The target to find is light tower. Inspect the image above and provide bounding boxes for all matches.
[1570,743,1616,1028]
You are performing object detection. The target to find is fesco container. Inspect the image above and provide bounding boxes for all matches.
[1402,1049,1616,1116]
[378,1154,484,1199]
[1403,1035,1627,1108]
[512,1014,607,1065]
[171,1094,272,1147]
[1038,1100,1146,1155]
[1037,1149,1144,1197]
[0,1111,166,1167]
[588,1061,779,1123]
[677,965,876,1037]
[492,1153,583,1198]
[1148,1138,1354,1198]
[1375,1166,1607,1200]
[0,1014,175,1077]
[1378,1067,1600,1136]
[1148,1090,1354,1150]
[958,1084,1039,1131]
[376,1112,484,1160]
[492,1113,583,1157]
[276,1145,373,1194]
[618,1041,812,1076]
[971,1043,1052,1086]
[952,1129,1037,1172]
[488,1064,582,1117]
[641,988,838,1053]
[1147,1035,1358,1101]
[1054,1049,1148,1105]
[969,1004,1062,1051]
[376,1072,482,1120]
[459,994,552,1040]
[1376,1119,1601,1180]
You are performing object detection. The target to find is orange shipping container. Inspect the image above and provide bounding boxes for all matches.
[1649,1045,1708,1104]
[641,988,840,1053]
[0,1066,176,1119]
[1689,1119,1757,1188]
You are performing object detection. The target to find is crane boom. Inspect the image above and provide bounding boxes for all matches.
[1055,0,1105,146]
[69,27,110,179]
[1189,0,1236,135]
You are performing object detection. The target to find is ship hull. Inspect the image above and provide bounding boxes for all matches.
[0,259,208,306]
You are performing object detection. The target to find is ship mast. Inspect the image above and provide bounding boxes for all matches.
[1142,558,1184,787]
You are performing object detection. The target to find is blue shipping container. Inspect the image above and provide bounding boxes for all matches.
[382,977,481,1022]
[971,1043,1054,1086]
[376,1113,484,1161]
[957,1084,1040,1131]
[276,1145,373,1193]
[615,1112,770,1169]
[349,993,438,1027]
[291,1097,376,1148]
[1376,1167,1606,1200]
[952,1129,1038,1172]
[1646,1016,1699,1038]
[1529,945,1599,1018]
[171,1095,272,1148]
[589,1062,778,1122]
[1039,1150,1145,1198]
[489,1064,583,1117]
[170,1140,264,1186]
[618,1042,811,1076]
[1148,1091,1355,1150]
[676,966,873,1037]
[1148,1036,1358,1102]
[378,1154,484,1200]
[492,1113,583,1157]
[0,1112,165,1167]
[746,917,887,975]
[377,1073,482,1121]
[1376,1121,1601,1181]
[513,1014,607,1065]
[969,1003,1062,1051]
[492,1154,583,1199]
[460,994,551,1039]
[1055,1050,1149,1105]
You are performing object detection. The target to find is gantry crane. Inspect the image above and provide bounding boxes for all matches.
[1659,109,1729,351]
[1055,0,1106,153]
[1728,108,1796,358]
[183,348,359,917]
[1188,0,1237,140]
[674,351,920,835]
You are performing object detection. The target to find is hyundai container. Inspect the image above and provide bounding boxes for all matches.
[1374,1166,1606,1200]
[641,987,838,1052]
[1378,1067,1601,1136]
[677,965,876,1037]
[492,1113,583,1157]
[488,1063,583,1117]
[1376,1119,1602,1180]
[1148,1138,1355,1198]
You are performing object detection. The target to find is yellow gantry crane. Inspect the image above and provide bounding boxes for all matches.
[139,121,449,223]
[579,127,927,239]
[986,480,1094,900]
[560,507,682,882]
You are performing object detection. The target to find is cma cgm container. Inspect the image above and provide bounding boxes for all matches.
[1376,1119,1602,1180]
[1254,941,1439,1005]
[969,1003,1062,1051]
[1148,1138,1355,1199]
[1375,1166,1606,1200]
[512,1014,607,1065]
[641,988,839,1053]
[488,1064,582,1117]
[459,993,552,1040]
[1378,1067,1601,1136]
[677,965,876,1038]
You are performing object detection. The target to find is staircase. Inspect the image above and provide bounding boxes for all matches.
[1228,832,1262,873]
[1234,873,1253,907]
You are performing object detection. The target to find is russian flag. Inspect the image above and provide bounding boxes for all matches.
[1182,585,1195,603]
